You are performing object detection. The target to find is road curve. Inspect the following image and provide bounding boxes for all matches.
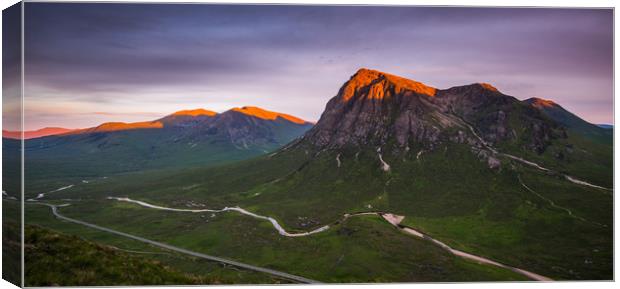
[34,203,321,284]
[109,197,552,281]
[108,197,332,237]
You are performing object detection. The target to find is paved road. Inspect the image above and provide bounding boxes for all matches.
[36,203,321,284]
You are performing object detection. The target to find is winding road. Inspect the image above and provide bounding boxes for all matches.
[109,197,552,281]
[32,202,320,284]
[108,197,332,237]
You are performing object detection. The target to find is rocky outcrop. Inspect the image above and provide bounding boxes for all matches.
[303,68,565,157]
[433,83,561,151]
[195,107,313,149]
[305,69,448,149]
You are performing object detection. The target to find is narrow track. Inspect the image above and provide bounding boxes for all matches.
[33,202,321,284]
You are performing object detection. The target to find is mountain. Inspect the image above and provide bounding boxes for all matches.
[597,124,613,129]
[305,69,563,155]
[2,127,77,139]
[523,97,612,143]
[17,106,313,179]
[297,69,610,186]
[103,68,611,281]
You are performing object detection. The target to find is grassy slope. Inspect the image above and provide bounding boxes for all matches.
[2,222,21,286]
[19,200,288,285]
[26,200,525,282]
[21,130,265,181]
[392,146,612,280]
[29,138,612,281]
[497,103,613,188]
[24,224,205,286]
[2,138,22,286]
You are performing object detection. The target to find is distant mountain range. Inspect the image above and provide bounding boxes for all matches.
[3,107,311,139]
[5,106,313,178]
[3,127,78,139]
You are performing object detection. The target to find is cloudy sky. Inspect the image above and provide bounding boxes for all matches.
[20,3,613,130]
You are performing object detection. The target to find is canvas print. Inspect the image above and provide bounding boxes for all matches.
[1,2,614,286]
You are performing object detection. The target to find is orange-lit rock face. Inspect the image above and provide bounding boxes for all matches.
[92,121,164,132]
[479,83,499,92]
[530,97,557,108]
[2,127,77,139]
[171,108,217,117]
[340,68,437,102]
[231,106,308,125]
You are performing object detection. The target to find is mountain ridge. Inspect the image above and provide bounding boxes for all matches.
[522,97,611,143]
[15,106,313,177]
[2,127,78,140]
[4,106,312,140]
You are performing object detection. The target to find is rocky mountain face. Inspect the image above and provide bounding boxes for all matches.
[303,68,564,155]
[195,107,313,149]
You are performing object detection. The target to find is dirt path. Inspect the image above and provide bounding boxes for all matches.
[517,176,604,227]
